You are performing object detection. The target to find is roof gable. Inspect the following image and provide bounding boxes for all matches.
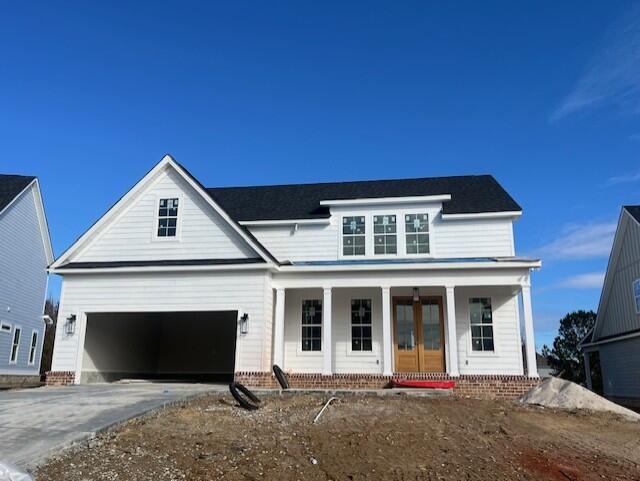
[207,175,521,222]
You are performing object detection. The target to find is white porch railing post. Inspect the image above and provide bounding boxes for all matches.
[583,351,593,390]
[445,286,460,377]
[322,287,332,375]
[381,287,393,376]
[521,284,539,378]
[273,288,286,368]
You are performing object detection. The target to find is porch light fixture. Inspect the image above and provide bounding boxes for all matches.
[412,287,420,302]
[239,313,249,334]
[65,314,76,336]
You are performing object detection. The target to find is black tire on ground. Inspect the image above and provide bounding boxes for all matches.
[229,382,261,410]
[272,364,289,390]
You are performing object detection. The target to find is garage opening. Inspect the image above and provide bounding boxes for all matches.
[81,311,237,384]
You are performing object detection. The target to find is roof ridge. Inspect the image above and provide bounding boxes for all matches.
[207,174,495,191]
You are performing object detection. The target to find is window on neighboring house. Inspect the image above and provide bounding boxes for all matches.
[0,322,10,333]
[351,299,372,351]
[633,279,640,313]
[374,215,397,254]
[10,326,21,363]
[28,331,38,365]
[157,198,179,237]
[301,299,322,351]
[405,214,429,254]
[342,216,366,256]
[469,298,494,352]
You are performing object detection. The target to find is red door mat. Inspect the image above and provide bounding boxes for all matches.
[391,379,456,389]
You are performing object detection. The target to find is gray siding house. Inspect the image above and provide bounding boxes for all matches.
[0,175,53,383]
[581,206,640,407]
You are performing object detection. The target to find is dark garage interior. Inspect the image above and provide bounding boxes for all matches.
[81,311,237,383]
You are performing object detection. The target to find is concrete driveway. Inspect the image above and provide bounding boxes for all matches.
[0,383,225,471]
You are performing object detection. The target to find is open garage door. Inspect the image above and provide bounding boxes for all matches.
[81,311,237,384]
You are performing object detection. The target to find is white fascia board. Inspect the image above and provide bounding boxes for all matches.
[49,263,272,275]
[440,211,522,220]
[240,218,331,226]
[319,194,452,207]
[277,260,541,273]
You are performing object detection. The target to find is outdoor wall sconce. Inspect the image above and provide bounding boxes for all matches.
[412,287,420,302]
[65,314,76,336]
[239,313,249,334]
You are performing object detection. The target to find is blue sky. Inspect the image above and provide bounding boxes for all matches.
[1,1,639,348]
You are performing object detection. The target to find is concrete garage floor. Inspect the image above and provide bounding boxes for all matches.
[0,383,226,471]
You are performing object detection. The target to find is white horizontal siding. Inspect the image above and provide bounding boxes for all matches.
[454,286,523,375]
[51,270,272,376]
[248,224,338,262]
[599,337,640,399]
[75,168,256,262]
[283,288,323,373]
[434,218,514,258]
[0,185,47,375]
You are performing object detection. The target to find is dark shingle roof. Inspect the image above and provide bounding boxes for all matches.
[0,174,35,212]
[206,175,521,222]
[624,205,640,224]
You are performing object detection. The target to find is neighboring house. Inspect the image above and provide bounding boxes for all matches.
[580,206,640,408]
[0,174,53,384]
[48,155,541,397]
[536,353,553,378]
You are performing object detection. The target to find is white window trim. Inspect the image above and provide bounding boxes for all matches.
[9,325,21,364]
[340,215,367,259]
[297,298,323,355]
[347,298,375,354]
[0,321,11,333]
[28,329,38,365]
[372,215,399,257]
[633,279,640,314]
[151,194,184,242]
[466,297,500,358]
[403,212,432,258]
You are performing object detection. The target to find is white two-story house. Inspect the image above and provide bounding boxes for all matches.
[48,155,540,397]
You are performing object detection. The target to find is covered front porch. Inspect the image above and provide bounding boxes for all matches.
[270,264,539,379]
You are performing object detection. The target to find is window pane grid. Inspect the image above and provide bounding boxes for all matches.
[342,216,366,256]
[351,299,372,351]
[373,215,397,255]
[158,198,179,237]
[405,214,429,254]
[302,300,322,351]
[469,297,494,352]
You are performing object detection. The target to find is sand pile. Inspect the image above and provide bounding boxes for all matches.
[520,377,640,421]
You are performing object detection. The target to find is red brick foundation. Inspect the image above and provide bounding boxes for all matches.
[235,371,540,400]
[45,371,75,386]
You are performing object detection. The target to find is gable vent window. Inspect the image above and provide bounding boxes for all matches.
[405,214,429,254]
[342,216,365,256]
[158,198,179,237]
[374,215,397,255]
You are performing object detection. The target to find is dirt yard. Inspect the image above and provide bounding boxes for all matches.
[37,393,640,481]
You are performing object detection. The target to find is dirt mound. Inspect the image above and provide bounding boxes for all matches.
[520,377,640,421]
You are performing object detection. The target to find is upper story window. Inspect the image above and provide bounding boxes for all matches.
[469,297,494,352]
[374,215,397,255]
[633,279,640,313]
[301,299,322,351]
[405,214,429,254]
[157,198,179,237]
[342,216,365,256]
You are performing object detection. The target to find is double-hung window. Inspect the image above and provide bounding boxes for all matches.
[469,298,494,352]
[157,198,179,237]
[342,216,365,256]
[301,300,322,351]
[633,279,640,313]
[405,214,429,254]
[374,215,397,254]
[351,299,372,351]
[28,331,38,365]
[10,327,21,363]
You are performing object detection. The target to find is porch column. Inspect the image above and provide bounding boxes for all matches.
[521,284,539,378]
[583,351,593,390]
[381,286,393,376]
[273,288,286,368]
[445,286,460,377]
[322,287,332,375]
